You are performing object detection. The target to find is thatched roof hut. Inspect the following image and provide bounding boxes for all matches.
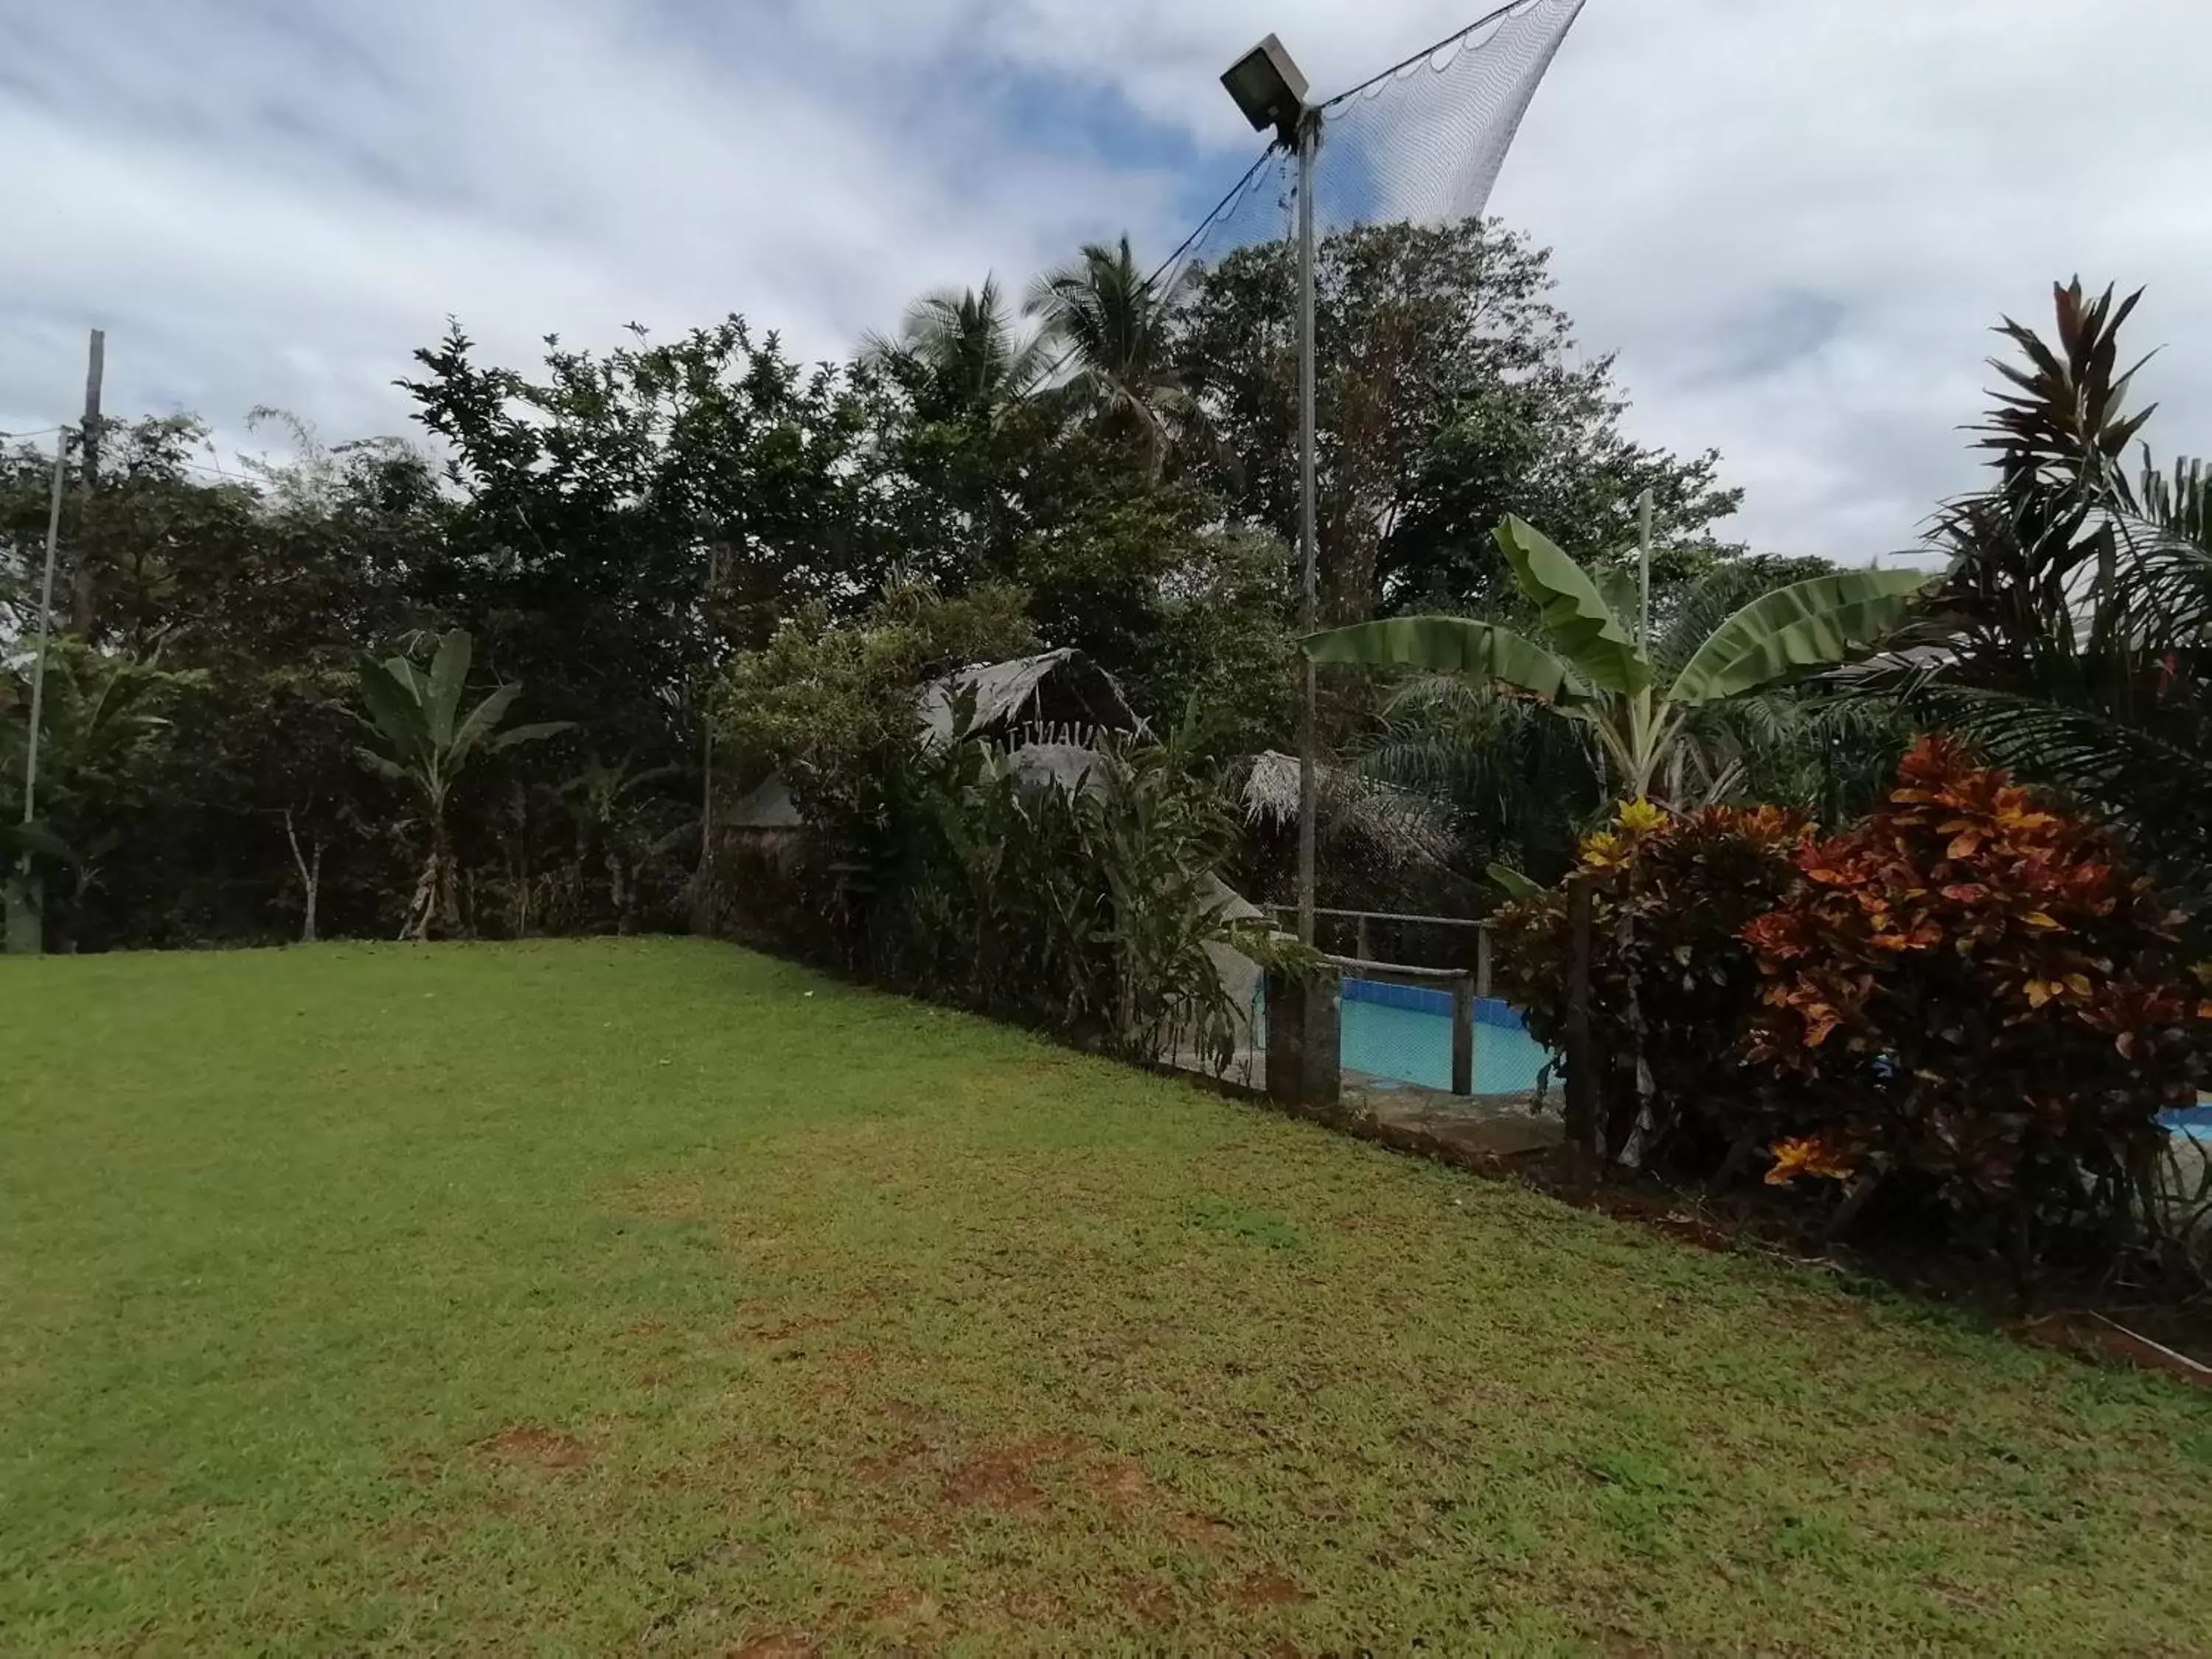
[917,648,1140,751]
[1238,749,1455,869]
[726,649,1141,836]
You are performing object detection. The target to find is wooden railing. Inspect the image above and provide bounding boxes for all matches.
[1266,903,1494,998]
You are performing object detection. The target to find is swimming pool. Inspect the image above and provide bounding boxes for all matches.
[1337,978,1554,1095]
[2163,1105,2212,1143]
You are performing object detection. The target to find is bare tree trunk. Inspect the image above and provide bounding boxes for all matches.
[282,807,322,945]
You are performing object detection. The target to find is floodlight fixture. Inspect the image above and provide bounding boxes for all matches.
[1220,34,1310,144]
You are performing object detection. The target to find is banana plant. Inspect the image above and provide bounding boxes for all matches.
[1306,515,1933,804]
[355,628,570,939]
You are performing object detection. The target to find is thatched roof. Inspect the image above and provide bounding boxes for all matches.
[918,648,1139,750]
[726,773,802,832]
[1239,750,1455,867]
[731,650,1139,831]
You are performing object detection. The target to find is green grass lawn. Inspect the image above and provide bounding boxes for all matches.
[4,940,2210,1656]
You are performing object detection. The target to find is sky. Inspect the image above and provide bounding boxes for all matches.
[2,0,2207,562]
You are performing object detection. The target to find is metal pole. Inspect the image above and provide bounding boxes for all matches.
[69,329,103,637]
[1636,486,1654,651]
[22,431,68,830]
[1295,105,1320,947]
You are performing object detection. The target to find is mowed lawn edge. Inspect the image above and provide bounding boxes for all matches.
[4,939,2210,1656]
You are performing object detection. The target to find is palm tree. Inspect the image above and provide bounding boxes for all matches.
[1025,236,1195,471]
[1892,281,2212,888]
[1307,515,1930,805]
[355,629,569,939]
[861,276,1046,425]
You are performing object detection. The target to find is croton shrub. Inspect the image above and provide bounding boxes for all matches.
[1491,737,2211,1268]
[1744,735,2212,1253]
[1489,799,1809,1172]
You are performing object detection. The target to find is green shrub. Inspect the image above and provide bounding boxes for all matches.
[1745,736,2212,1268]
[1489,799,1808,1171]
[828,709,1287,1072]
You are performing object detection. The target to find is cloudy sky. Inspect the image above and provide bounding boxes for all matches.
[3,0,2205,560]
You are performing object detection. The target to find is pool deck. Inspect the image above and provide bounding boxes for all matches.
[1335,1069,1565,1166]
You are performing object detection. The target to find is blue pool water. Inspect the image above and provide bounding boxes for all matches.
[2163,1105,2212,1143]
[1337,979,1554,1095]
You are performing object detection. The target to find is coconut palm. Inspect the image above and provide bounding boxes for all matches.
[355,629,569,939]
[860,276,1046,425]
[1025,236,1195,471]
[1307,515,1930,805]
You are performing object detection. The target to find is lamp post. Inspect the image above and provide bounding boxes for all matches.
[1221,34,1321,948]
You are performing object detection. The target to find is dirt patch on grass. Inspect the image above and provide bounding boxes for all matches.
[1228,1572,1314,1607]
[739,1313,841,1345]
[940,1450,1046,1516]
[1085,1456,1150,1506]
[875,1398,956,1432]
[936,1436,1082,1517]
[479,1425,596,1470]
[867,1585,945,1626]
[1119,1576,1180,1624]
[852,1436,932,1486]
[1169,1513,1239,1549]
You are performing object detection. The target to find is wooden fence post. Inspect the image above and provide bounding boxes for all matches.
[1266,963,1341,1110]
[1450,972,1474,1096]
[1564,876,1598,1168]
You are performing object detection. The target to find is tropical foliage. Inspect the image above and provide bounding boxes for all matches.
[1898,281,2212,902]
[353,630,568,939]
[1026,237,1196,471]
[1489,799,1810,1169]
[1306,514,1928,803]
[1744,737,2211,1270]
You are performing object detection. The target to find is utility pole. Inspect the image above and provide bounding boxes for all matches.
[691,542,725,934]
[68,328,103,638]
[6,431,70,955]
[1295,105,1321,948]
[1219,35,1318,948]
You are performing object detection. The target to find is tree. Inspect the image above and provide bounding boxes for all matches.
[861,277,1046,427]
[1307,515,1928,804]
[1175,218,1742,622]
[354,629,569,939]
[0,644,192,950]
[1026,237,1196,473]
[1899,280,2212,896]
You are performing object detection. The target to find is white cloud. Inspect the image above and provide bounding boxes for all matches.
[4,0,2208,560]
[0,0,1171,451]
